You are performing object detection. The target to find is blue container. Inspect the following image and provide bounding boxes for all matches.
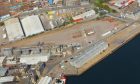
[48,0,54,5]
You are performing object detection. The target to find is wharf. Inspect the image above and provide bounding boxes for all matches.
[65,22,140,75]
[45,22,140,77]
[0,17,139,78]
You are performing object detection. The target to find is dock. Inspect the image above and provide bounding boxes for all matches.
[46,22,140,77]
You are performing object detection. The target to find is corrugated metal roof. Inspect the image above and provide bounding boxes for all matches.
[70,41,108,68]
[0,67,8,77]
[39,15,52,30]
[1,48,13,56]
[20,53,50,65]
[0,56,6,66]
[4,18,25,41]
[0,76,14,83]
[21,15,44,37]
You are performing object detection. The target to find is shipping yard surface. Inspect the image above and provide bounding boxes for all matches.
[0,19,122,48]
[77,22,140,75]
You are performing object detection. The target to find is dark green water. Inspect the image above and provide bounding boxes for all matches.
[67,35,140,84]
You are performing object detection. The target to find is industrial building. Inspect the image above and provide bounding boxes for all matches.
[4,18,25,41]
[72,10,96,22]
[39,14,52,30]
[121,1,140,20]
[0,76,15,83]
[20,53,50,65]
[80,0,90,5]
[64,0,80,6]
[70,41,108,68]
[21,15,44,37]
[38,76,52,84]
[1,48,13,56]
[53,0,63,5]
[0,67,8,77]
[0,56,6,67]
[110,0,135,8]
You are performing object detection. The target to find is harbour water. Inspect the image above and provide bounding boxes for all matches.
[67,35,140,84]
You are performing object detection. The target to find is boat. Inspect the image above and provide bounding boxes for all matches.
[55,74,67,84]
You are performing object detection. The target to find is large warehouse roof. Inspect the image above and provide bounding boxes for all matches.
[21,15,44,37]
[20,53,50,65]
[39,14,52,30]
[0,76,14,83]
[4,18,25,41]
[0,56,6,67]
[70,41,108,68]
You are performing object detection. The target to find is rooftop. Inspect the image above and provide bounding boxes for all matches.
[0,56,6,66]
[20,53,50,65]
[0,76,14,83]
[0,67,8,77]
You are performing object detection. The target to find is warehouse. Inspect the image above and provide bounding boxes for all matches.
[20,53,50,65]
[21,15,44,37]
[0,67,8,77]
[72,10,96,22]
[70,41,108,68]
[0,76,15,83]
[39,14,52,30]
[0,56,6,67]
[4,18,24,41]
[110,0,135,8]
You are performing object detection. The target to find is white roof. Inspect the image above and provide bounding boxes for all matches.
[21,15,44,37]
[138,0,140,2]
[20,53,50,65]
[72,10,96,20]
[70,41,108,68]
[114,0,134,7]
[6,60,16,65]
[4,18,25,41]
[53,0,59,4]
[0,56,6,66]
[0,76,14,83]
[38,76,52,84]
[6,56,14,60]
